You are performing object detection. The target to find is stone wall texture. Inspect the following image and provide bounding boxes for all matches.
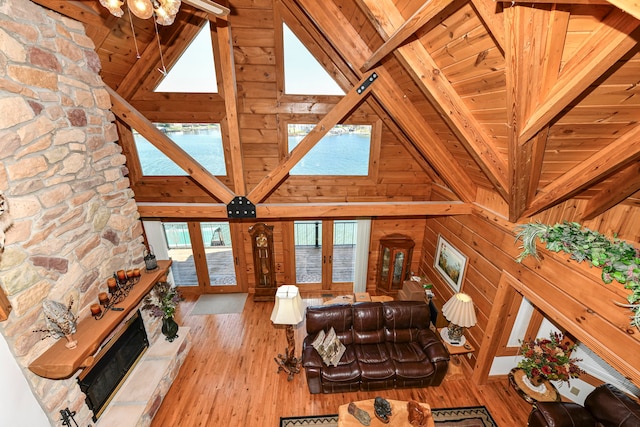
[0,0,146,424]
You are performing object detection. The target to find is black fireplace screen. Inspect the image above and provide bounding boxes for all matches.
[77,310,149,421]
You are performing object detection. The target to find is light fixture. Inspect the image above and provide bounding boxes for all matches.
[270,285,305,381]
[99,0,124,17]
[441,292,477,346]
[100,0,229,24]
[127,0,154,20]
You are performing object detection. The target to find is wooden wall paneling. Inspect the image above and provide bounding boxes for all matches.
[471,271,524,384]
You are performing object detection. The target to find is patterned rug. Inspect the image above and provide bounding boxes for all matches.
[280,406,497,427]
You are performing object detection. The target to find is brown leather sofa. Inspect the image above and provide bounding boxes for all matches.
[302,300,449,394]
[528,383,640,427]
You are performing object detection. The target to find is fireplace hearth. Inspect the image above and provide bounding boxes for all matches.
[77,310,149,421]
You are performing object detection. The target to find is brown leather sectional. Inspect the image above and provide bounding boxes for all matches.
[302,301,449,394]
[528,383,640,427]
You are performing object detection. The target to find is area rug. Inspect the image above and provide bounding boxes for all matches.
[190,293,248,315]
[280,406,497,427]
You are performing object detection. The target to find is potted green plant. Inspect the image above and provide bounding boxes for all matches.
[517,331,584,386]
[514,221,640,329]
[142,281,184,342]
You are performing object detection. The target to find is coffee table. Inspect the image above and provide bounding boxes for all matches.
[338,399,434,427]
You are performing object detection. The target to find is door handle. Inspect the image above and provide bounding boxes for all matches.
[329,255,332,264]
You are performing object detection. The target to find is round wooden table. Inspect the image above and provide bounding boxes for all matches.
[338,399,434,427]
[508,368,561,404]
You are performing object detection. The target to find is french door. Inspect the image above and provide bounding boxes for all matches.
[293,219,359,293]
[160,221,244,294]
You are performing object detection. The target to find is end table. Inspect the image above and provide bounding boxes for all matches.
[437,328,475,380]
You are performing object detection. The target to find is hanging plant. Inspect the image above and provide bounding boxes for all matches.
[514,221,640,329]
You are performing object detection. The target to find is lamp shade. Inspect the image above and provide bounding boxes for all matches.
[270,285,305,326]
[441,293,477,327]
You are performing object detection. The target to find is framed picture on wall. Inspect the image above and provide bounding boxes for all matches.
[434,234,468,292]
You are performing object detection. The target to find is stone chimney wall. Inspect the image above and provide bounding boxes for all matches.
[0,0,145,424]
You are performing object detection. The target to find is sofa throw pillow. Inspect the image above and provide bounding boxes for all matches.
[311,327,346,367]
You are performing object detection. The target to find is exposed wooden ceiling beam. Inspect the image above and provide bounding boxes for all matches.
[247,71,379,204]
[606,0,640,20]
[297,0,477,202]
[519,8,640,143]
[108,86,237,204]
[359,0,508,201]
[470,0,505,52]
[136,201,473,219]
[217,18,246,195]
[30,0,107,26]
[581,161,640,220]
[523,124,640,217]
[505,5,568,221]
[360,0,454,72]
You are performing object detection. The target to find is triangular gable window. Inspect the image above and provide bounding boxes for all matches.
[283,23,344,95]
[155,21,218,93]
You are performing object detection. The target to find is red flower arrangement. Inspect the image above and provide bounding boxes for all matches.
[518,331,584,383]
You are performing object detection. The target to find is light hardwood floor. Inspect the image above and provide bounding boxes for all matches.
[150,295,532,426]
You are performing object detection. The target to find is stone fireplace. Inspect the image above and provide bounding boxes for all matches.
[0,0,188,425]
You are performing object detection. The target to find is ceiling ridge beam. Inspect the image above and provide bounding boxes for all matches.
[519,8,640,143]
[581,161,640,220]
[360,0,455,72]
[505,4,569,221]
[107,86,237,204]
[523,124,640,217]
[359,0,508,200]
[247,71,380,204]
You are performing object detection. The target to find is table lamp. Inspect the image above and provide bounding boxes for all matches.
[270,285,305,380]
[441,292,476,345]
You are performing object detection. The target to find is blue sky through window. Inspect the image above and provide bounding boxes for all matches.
[283,24,345,95]
[154,21,217,93]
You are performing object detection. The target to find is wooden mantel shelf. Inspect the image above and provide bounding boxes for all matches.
[29,260,172,380]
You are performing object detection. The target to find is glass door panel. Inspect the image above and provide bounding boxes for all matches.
[294,220,322,284]
[162,222,197,287]
[332,220,357,283]
[200,222,237,286]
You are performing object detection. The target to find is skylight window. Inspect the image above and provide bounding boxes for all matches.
[288,124,371,175]
[133,123,226,176]
[283,24,344,96]
[154,22,218,93]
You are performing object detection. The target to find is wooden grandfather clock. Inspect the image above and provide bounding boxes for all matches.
[249,222,277,302]
[376,234,414,296]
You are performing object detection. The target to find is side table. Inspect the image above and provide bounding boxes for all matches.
[508,368,561,404]
[437,328,475,380]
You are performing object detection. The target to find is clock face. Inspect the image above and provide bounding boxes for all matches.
[256,234,268,247]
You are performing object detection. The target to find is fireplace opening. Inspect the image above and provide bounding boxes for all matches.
[77,310,149,421]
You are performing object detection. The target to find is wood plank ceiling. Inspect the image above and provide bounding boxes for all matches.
[30,0,640,223]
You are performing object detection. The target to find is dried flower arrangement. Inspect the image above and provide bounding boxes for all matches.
[518,331,584,384]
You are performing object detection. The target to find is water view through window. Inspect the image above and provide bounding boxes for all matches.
[134,123,226,176]
[288,124,371,175]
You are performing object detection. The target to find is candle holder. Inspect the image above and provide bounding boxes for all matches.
[94,270,141,320]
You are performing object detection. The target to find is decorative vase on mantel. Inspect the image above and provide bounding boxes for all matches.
[161,316,179,342]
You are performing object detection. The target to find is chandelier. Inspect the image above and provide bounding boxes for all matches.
[99,0,229,25]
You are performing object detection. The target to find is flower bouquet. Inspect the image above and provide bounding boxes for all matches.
[518,331,584,385]
[142,281,184,342]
